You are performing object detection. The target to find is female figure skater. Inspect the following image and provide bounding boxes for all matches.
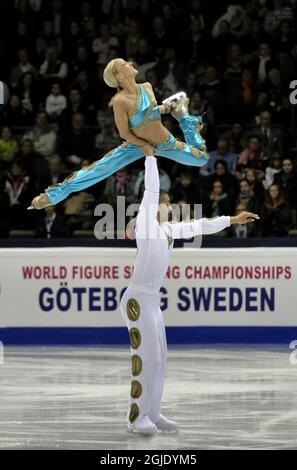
[121,154,259,436]
[29,59,209,209]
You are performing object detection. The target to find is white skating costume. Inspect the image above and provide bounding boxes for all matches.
[120,156,231,434]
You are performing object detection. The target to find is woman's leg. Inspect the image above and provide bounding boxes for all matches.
[156,131,210,168]
[45,142,144,205]
[178,114,206,149]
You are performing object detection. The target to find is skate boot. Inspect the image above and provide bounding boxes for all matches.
[127,414,157,436]
[27,193,52,210]
[155,413,178,433]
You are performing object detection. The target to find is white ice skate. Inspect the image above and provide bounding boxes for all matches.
[155,413,178,432]
[27,193,52,210]
[162,91,187,105]
[127,414,157,436]
[162,91,190,120]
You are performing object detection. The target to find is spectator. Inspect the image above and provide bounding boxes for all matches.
[154,47,184,94]
[45,155,67,186]
[181,16,213,64]
[264,0,294,35]
[13,71,38,115]
[265,68,290,124]
[171,171,200,206]
[189,91,214,127]
[0,95,29,127]
[223,122,245,154]
[212,4,247,39]
[24,112,57,159]
[237,178,260,213]
[0,177,10,236]
[10,48,37,88]
[70,46,96,78]
[250,110,283,159]
[57,113,94,163]
[262,151,282,189]
[245,168,265,202]
[64,22,86,61]
[92,23,119,66]
[0,127,18,167]
[237,135,262,172]
[273,158,297,210]
[250,42,278,83]
[134,38,156,67]
[213,20,235,64]
[45,82,67,119]
[39,46,68,82]
[201,65,225,121]
[240,19,270,58]
[201,137,237,176]
[13,137,49,191]
[3,160,33,228]
[103,167,135,208]
[80,1,95,38]
[125,19,142,58]
[35,205,68,238]
[74,70,97,122]
[48,0,64,36]
[261,183,291,236]
[149,16,174,58]
[59,89,86,128]
[231,201,259,238]
[36,20,63,57]
[95,125,121,155]
[14,21,35,53]
[206,159,239,201]
[204,179,232,219]
[224,43,245,84]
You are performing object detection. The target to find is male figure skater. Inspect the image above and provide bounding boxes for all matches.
[120,154,259,436]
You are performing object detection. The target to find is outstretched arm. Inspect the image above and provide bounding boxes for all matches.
[163,211,260,239]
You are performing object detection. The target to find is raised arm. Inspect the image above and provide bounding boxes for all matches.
[139,156,159,215]
[135,156,160,239]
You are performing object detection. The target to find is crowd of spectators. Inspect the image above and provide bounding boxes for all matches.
[0,0,297,239]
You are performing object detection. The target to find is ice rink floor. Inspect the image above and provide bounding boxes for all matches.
[1,345,297,450]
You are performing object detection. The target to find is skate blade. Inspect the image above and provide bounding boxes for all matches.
[162,91,186,104]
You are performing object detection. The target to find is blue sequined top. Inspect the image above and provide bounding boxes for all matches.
[128,84,161,130]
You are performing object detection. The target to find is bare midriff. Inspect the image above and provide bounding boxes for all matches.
[131,120,170,146]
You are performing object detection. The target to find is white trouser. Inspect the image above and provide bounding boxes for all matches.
[120,286,167,426]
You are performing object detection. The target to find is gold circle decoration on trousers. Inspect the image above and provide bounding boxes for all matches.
[130,380,142,399]
[131,354,142,376]
[129,403,139,423]
[126,298,140,321]
[129,328,142,349]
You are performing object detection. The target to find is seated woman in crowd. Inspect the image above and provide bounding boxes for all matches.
[261,183,291,237]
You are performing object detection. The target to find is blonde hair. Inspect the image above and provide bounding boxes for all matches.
[103,58,123,107]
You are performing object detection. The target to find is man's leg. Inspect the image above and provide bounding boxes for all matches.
[120,289,161,435]
[148,308,178,432]
[148,307,167,423]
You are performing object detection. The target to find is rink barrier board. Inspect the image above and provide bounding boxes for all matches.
[1,247,297,344]
[1,327,297,345]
